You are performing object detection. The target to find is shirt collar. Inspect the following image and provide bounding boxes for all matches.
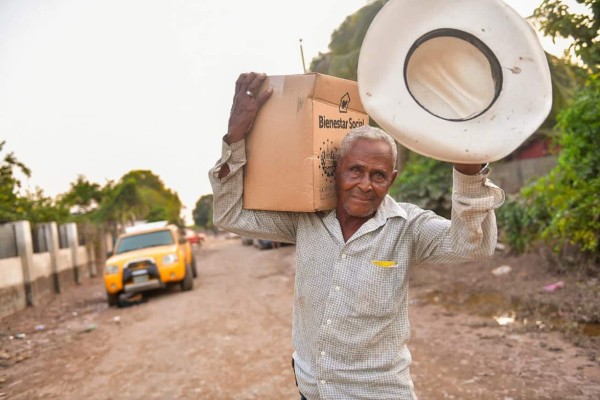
[376,195,408,221]
[322,195,407,242]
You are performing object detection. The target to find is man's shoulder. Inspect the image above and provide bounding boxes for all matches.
[386,196,434,221]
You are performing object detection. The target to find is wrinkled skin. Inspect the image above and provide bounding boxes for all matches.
[335,138,398,241]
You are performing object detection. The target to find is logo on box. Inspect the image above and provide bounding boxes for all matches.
[339,93,350,113]
[319,139,337,183]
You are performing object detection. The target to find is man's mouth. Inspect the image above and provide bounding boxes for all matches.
[350,195,374,202]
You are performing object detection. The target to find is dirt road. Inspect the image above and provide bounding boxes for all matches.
[1,237,599,399]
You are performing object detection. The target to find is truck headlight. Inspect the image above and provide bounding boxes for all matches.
[162,253,179,265]
[105,265,119,275]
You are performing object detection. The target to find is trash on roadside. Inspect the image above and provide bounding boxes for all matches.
[81,323,97,333]
[113,316,121,324]
[14,333,26,340]
[494,312,516,326]
[495,242,507,251]
[543,281,565,292]
[35,324,45,331]
[491,265,512,276]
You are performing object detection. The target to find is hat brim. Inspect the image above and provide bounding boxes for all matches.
[357,0,553,163]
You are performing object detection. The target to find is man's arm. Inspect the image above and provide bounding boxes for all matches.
[411,164,505,265]
[209,72,298,243]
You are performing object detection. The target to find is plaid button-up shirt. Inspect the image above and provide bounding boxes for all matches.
[210,140,505,400]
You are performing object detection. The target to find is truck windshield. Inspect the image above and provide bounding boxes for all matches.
[115,230,175,254]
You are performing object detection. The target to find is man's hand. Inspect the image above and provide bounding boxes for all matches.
[226,72,272,144]
[454,163,485,175]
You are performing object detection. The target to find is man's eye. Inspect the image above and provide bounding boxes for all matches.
[373,172,386,182]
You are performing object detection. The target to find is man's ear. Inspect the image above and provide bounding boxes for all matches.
[390,170,398,186]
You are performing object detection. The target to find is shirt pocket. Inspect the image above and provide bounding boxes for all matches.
[353,261,402,318]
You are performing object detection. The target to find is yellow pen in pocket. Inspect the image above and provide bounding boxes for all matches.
[371,260,397,268]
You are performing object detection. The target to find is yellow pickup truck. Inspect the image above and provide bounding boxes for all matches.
[103,222,197,306]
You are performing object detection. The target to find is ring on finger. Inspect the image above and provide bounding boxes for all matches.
[245,90,254,97]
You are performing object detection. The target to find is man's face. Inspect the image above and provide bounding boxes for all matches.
[335,138,397,219]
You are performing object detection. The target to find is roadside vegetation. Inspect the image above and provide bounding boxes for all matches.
[497,0,599,269]
[0,145,184,237]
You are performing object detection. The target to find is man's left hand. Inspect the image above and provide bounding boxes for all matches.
[454,163,485,175]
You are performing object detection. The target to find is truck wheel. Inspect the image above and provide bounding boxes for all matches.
[107,292,119,307]
[181,263,194,291]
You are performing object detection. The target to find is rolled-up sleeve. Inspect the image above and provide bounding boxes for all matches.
[209,138,299,243]
[413,168,505,265]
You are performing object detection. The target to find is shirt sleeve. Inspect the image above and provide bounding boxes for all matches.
[411,168,505,265]
[208,137,299,243]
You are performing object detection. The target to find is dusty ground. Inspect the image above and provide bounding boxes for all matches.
[0,237,598,399]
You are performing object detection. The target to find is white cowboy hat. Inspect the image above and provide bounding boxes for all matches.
[357,0,553,163]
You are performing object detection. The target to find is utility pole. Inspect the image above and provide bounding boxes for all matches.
[299,38,307,73]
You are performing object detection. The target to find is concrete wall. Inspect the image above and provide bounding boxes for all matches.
[0,221,98,320]
[492,155,558,194]
[30,252,54,304]
[0,224,17,259]
[0,257,26,320]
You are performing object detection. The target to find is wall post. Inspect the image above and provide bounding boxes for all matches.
[12,221,35,306]
[64,223,81,284]
[40,222,61,293]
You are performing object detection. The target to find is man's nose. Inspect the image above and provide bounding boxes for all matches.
[357,174,373,191]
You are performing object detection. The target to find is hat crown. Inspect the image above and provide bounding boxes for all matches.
[405,30,502,121]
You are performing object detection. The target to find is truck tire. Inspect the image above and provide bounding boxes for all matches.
[107,292,119,307]
[181,263,194,291]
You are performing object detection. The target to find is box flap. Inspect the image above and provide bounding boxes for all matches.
[313,73,366,114]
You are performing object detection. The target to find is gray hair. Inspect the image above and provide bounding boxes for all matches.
[338,125,397,166]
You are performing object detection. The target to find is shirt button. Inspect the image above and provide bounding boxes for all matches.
[321,380,327,385]
[327,319,332,324]
[335,286,340,291]
[321,351,326,356]
[341,254,347,259]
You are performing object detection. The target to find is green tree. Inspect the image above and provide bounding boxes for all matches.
[95,170,182,229]
[533,0,600,73]
[0,140,31,223]
[60,175,103,215]
[541,54,587,133]
[310,0,389,80]
[193,194,213,229]
[19,188,69,223]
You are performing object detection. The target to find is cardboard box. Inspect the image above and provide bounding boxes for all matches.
[243,73,369,212]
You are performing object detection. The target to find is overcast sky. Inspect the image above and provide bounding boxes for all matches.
[0,0,584,223]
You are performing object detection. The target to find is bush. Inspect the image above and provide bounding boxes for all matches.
[526,75,600,258]
[499,75,600,262]
[496,195,540,254]
[389,155,452,218]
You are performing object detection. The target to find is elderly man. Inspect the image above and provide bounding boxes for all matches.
[210,72,505,400]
